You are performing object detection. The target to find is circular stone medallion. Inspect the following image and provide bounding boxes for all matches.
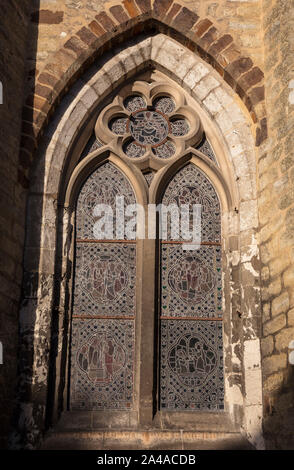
[128,110,169,147]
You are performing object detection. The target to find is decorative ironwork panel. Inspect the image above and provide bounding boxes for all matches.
[161,245,222,318]
[128,110,169,146]
[162,164,221,242]
[76,162,136,240]
[74,243,136,317]
[124,95,146,112]
[153,96,176,114]
[70,318,135,410]
[160,320,224,411]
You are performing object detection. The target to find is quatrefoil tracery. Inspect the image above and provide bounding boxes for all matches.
[95,81,203,170]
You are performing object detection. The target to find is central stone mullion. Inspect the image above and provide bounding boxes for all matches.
[138,236,157,427]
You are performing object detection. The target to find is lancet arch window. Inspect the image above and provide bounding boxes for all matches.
[69,76,225,418]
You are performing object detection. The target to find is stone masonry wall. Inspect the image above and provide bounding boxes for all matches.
[259,0,294,449]
[0,0,35,449]
[14,0,268,448]
[2,0,294,450]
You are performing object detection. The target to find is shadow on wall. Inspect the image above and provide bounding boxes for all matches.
[262,363,294,449]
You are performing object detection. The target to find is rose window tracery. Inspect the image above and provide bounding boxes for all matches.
[95,81,203,165]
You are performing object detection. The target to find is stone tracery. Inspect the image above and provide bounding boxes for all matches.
[95,80,203,166]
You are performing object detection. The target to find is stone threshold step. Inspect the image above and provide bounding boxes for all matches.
[42,430,254,450]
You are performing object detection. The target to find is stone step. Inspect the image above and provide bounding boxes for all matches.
[41,430,254,450]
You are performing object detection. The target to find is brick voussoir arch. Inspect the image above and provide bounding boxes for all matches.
[19,0,266,186]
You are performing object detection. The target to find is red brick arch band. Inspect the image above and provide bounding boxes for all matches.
[19,0,267,188]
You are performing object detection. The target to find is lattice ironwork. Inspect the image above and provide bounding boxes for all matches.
[162,164,221,242]
[161,245,222,318]
[171,119,190,137]
[124,95,146,112]
[76,162,136,240]
[128,110,169,146]
[153,96,176,114]
[160,320,224,411]
[70,318,135,410]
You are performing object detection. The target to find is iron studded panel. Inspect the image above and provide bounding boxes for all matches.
[160,320,224,411]
[161,244,222,318]
[70,319,135,410]
[73,243,136,317]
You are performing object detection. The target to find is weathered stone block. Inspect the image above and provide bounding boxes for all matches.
[263,314,286,336]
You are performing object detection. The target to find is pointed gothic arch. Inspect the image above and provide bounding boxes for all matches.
[17,33,264,449]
